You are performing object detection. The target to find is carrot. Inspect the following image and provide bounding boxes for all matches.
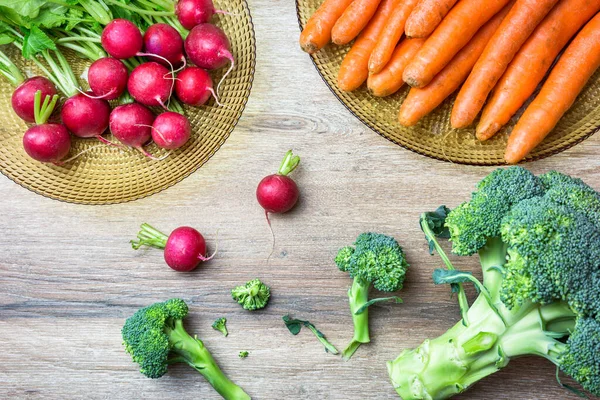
[367,38,425,97]
[451,0,559,129]
[299,0,355,54]
[332,0,382,45]
[504,13,600,164]
[404,0,458,38]
[402,0,512,88]
[476,0,600,141]
[337,0,400,91]
[398,2,512,126]
[368,0,420,74]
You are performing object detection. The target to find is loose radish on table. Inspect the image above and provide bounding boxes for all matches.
[109,103,158,158]
[12,77,57,123]
[127,62,174,109]
[60,93,113,145]
[131,223,213,272]
[257,150,301,215]
[175,67,217,106]
[151,111,191,150]
[87,58,129,100]
[23,90,70,163]
[101,19,144,60]
[176,0,227,30]
[144,24,186,68]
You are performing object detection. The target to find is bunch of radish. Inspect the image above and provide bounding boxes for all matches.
[10,0,236,164]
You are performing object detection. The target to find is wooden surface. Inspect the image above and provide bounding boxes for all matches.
[1,1,600,399]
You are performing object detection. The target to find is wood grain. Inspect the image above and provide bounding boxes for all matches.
[1,0,600,398]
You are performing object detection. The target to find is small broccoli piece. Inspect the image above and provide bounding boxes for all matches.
[212,317,228,337]
[122,299,250,400]
[231,279,271,311]
[335,232,408,359]
[238,351,249,359]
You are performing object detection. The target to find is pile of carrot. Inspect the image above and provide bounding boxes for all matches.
[300,0,600,164]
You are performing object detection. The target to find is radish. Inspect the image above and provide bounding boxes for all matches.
[143,24,185,68]
[109,103,158,158]
[184,23,234,95]
[175,0,228,30]
[127,62,174,109]
[11,76,57,123]
[150,112,191,150]
[131,223,213,272]
[87,58,128,100]
[175,67,218,106]
[257,150,301,215]
[101,19,144,59]
[60,93,112,145]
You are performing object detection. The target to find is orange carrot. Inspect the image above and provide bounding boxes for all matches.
[367,38,425,97]
[337,0,400,91]
[332,0,383,45]
[505,13,600,164]
[398,2,512,126]
[368,0,420,74]
[477,0,600,141]
[402,0,512,88]
[405,0,458,38]
[451,0,559,129]
[299,0,355,54]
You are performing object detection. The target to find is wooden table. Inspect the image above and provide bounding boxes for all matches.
[1,1,599,399]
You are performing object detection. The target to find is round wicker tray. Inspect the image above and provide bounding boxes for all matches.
[296,0,600,165]
[0,0,255,204]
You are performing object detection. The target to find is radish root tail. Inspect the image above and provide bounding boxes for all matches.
[215,51,235,99]
[198,229,219,262]
[76,87,117,100]
[54,144,106,165]
[265,211,276,264]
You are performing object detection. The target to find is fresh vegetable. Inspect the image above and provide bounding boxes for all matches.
[101,19,144,60]
[238,351,249,359]
[127,62,174,109]
[109,103,156,157]
[212,317,228,337]
[87,58,129,100]
[150,111,191,150]
[402,0,513,88]
[505,13,600,164]
[122,299,251,400]
[331,0,382,46]
[282,315,339,354]
[388,167,600,399]
[368,0,419,74]
[335,232,408,359]
[299,0,354,53]
[476,0,600,141]
[256,150,300,215]
[131,223,212,272]
[60,93,112,144]
[143,23,185,68]
[176,0,227,30]
[11,77,57,123]
[175,67,216,106]
[231,279,271,311]
[404,0,458,38]
[398,5,510,126]
[451,0,559,129]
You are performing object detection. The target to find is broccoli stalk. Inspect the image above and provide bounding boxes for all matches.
[122,299,250,400]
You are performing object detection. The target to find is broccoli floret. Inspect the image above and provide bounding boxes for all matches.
[335,232,408,359]
[388,167,600,399]
[238,351,249,359]
[122,299,250,400]
[212,317,228,337]
[231,279,270,311]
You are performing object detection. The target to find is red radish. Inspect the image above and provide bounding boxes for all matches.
[257,150,301,215]
[143,24,185,68]
[175,67,217,106]
[87,58,128,100]
[131,223,213,272]
[61,93,112,144]
[151,112,191,150]
[176,0,227,30]
[11,77,57,123]
[109,103,158,158]
[128,62,174,109]
[101,19,143,59]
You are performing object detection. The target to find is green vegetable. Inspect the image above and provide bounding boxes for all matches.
[388,167,600,399]
[212,317,228,337]
[282,315,339,355]
[231,279,271,311]
[238,351,249,359]
[122,299,250,400]
[335,232,408,359]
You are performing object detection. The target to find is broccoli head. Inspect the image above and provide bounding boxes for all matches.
[212,317,228,337]
[335,232,408,359]
[388,167,600,399]
[231,279,271,311]
[122,299,250,400]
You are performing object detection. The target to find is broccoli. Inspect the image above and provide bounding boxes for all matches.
[335,232,409,359]
[122,299,250,400]
[388,167,600,399]
[212,317,228,337]
[238,351,249,359]
[231,279,271,311]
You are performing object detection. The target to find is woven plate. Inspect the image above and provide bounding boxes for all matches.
[0,0,255,204]
[296,0,600,165]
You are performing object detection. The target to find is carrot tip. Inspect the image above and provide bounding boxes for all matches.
[300,43,318,54]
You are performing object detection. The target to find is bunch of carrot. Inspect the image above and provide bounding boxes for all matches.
[300,0,600,164]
